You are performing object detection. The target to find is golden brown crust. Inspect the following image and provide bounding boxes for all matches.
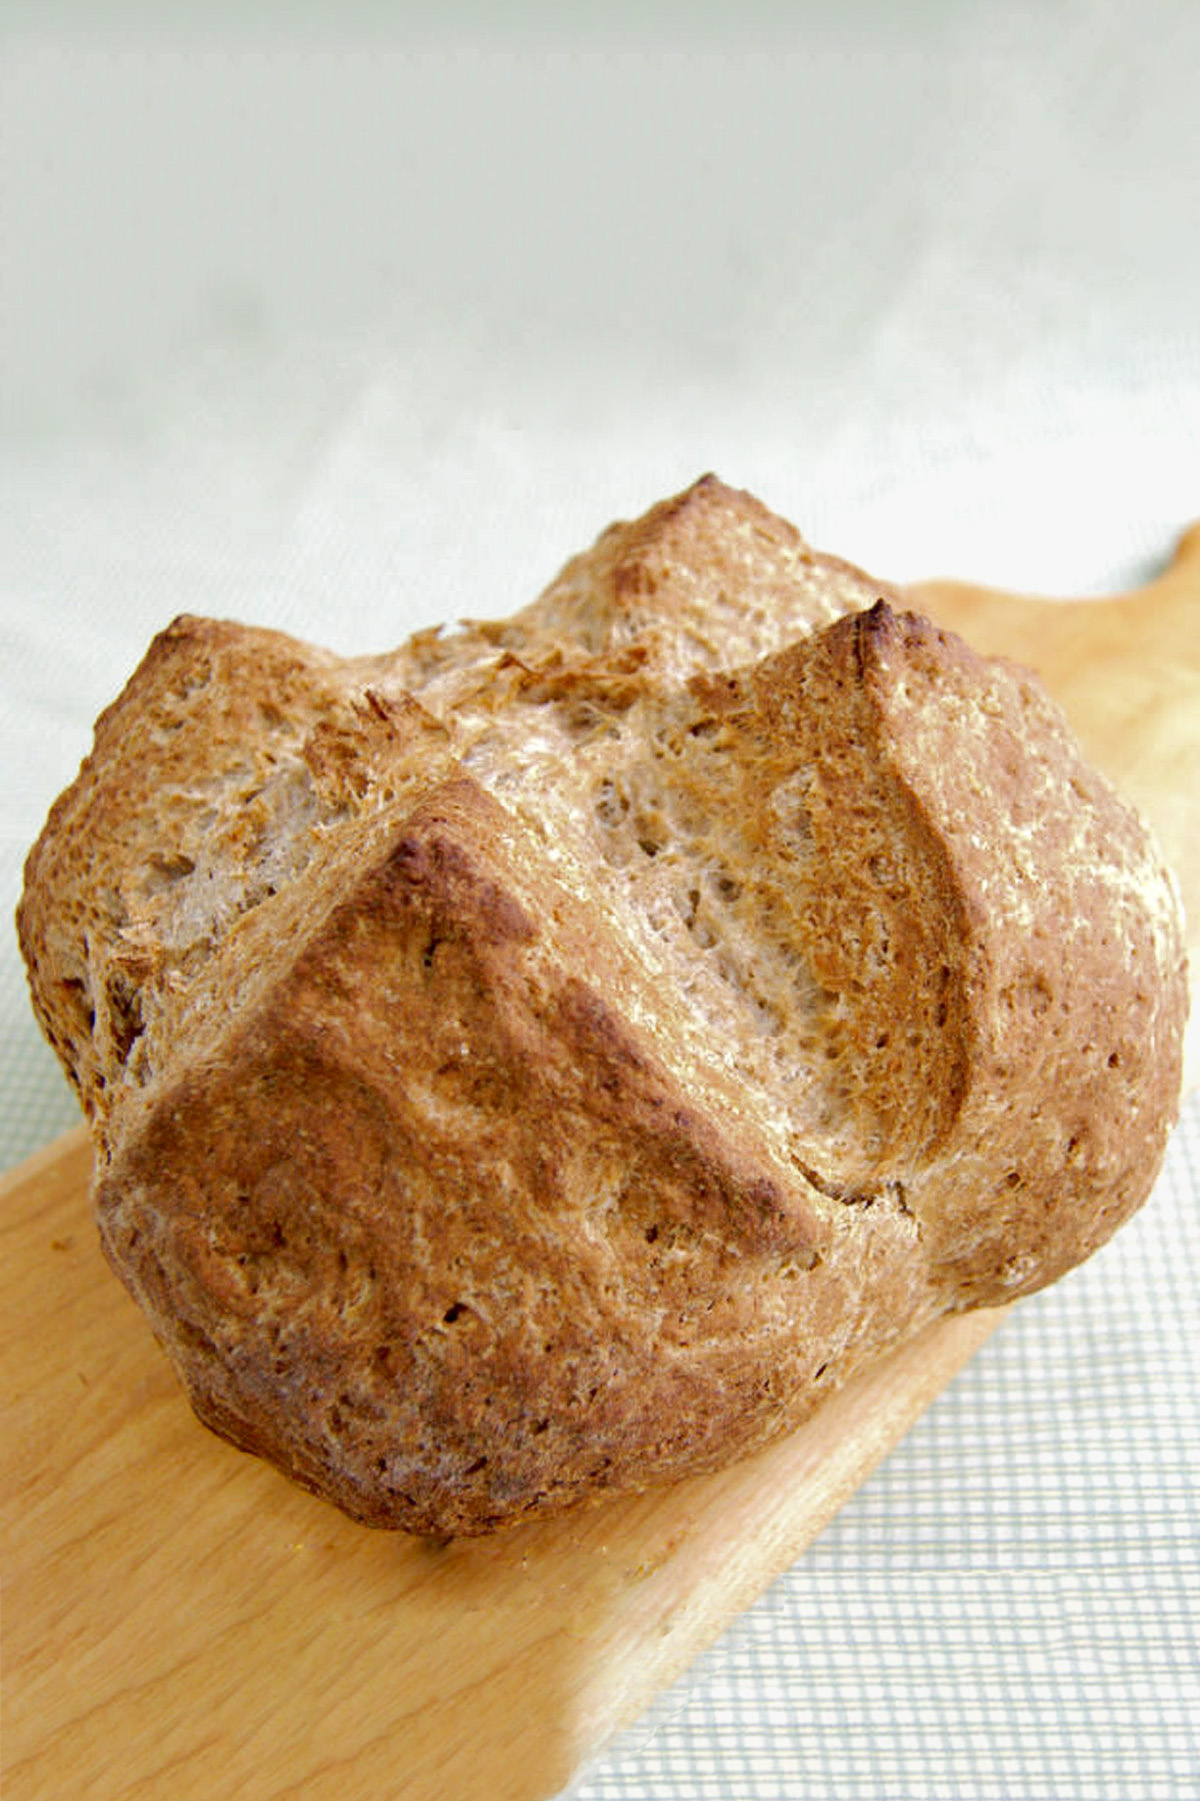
[19,478,1188,1533]
[96,777,838,1532]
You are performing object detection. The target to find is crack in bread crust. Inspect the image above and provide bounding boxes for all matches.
[19,477,1188,1533]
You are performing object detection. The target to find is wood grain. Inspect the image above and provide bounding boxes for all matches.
[3,522,1197,1801]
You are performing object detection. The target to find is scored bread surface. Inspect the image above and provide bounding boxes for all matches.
[18,476,1187,1534]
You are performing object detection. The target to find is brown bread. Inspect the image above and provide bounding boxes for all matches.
[18,476,1187,1534]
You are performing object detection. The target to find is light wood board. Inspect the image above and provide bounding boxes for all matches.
[4,522,1198,1801]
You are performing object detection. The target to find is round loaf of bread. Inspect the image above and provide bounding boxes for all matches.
[19,477,1187,1533]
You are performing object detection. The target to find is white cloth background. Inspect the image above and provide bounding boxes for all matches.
[3,4,1197,1796]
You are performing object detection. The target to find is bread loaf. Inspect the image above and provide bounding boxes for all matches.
[19,476,1187,1535]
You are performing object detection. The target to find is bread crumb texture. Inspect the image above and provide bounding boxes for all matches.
[18,476,1187,1534]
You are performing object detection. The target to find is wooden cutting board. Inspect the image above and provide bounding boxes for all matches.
[4,523,1198,1801]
